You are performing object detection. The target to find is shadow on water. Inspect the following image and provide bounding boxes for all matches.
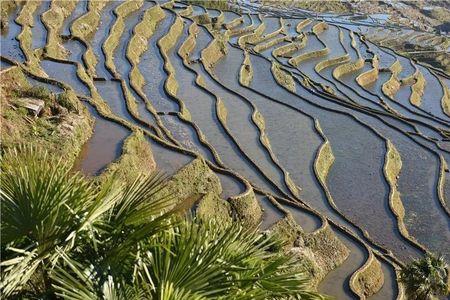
[73,102,130,176]
[216,172,246,199]
[257,194,285,230]
[284,204,322,233]
[145,136,194,177]
[370,260,398,300]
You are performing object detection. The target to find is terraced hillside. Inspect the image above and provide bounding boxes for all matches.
[1,1,449,299]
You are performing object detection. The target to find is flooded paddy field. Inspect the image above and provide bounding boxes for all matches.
[2,1,449,298]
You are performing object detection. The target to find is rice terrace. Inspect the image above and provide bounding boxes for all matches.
[1,0,450,299]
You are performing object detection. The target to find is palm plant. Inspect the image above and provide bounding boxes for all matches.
[399,253,449,300]
[1,145,323,299]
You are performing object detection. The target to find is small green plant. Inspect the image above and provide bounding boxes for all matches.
[56,91,76,112]
[400,253,449,300]
[14,86,51,100]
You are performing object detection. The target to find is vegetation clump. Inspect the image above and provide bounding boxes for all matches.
[0,146,324,300]
[400,253,449,300]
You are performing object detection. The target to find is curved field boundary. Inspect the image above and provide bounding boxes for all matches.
[157,15,189,118]
[315,53,350,73]
[288,34,330,67]
[271,61,296,92]
[332,57,364,79]
[272,33,307,58]
[42,0,79,59]
[178,5,193,17]
[356,55,379,87]
[349,248,385,299]
[409,71,425,107]
[249,17,285,47]
[15,1,45,76]
[239,50,253,87]
[70,0,108,77]
[332,32,450,135]
[199,26,303,199]
[311,21,328,35]
[254,36,289,53]
[237,21,265,48]
[9,39,404,295]
[296,18,312,33]
[192,13,211,25]
[234,11,442,266]
[229,15,255,37]
[383,140,428,251]
[201,31,229,72]
[439,76,450,117]
[3,51,260,220]
[224,15,244,30]
[261,57,418,266]
[438,156,450,215]
[382,59,403,99]
[251,25,283,46]
[127,5,165,100]
[103,0,144,78]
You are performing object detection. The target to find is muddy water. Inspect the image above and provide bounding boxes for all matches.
[249,53,422,260]
[284,204,321,233]
[32,1,51,50]
[40,60,90,95]
[1,5,25,62]
[257,194,285,230]
[318,227,367,299]
[216,173,246,199]
[74,103,130,176]
[145,136,194,177]
[91,1,120,79]
[139,12,178,112]
[370,259,398,300]
[215,45,325,216]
